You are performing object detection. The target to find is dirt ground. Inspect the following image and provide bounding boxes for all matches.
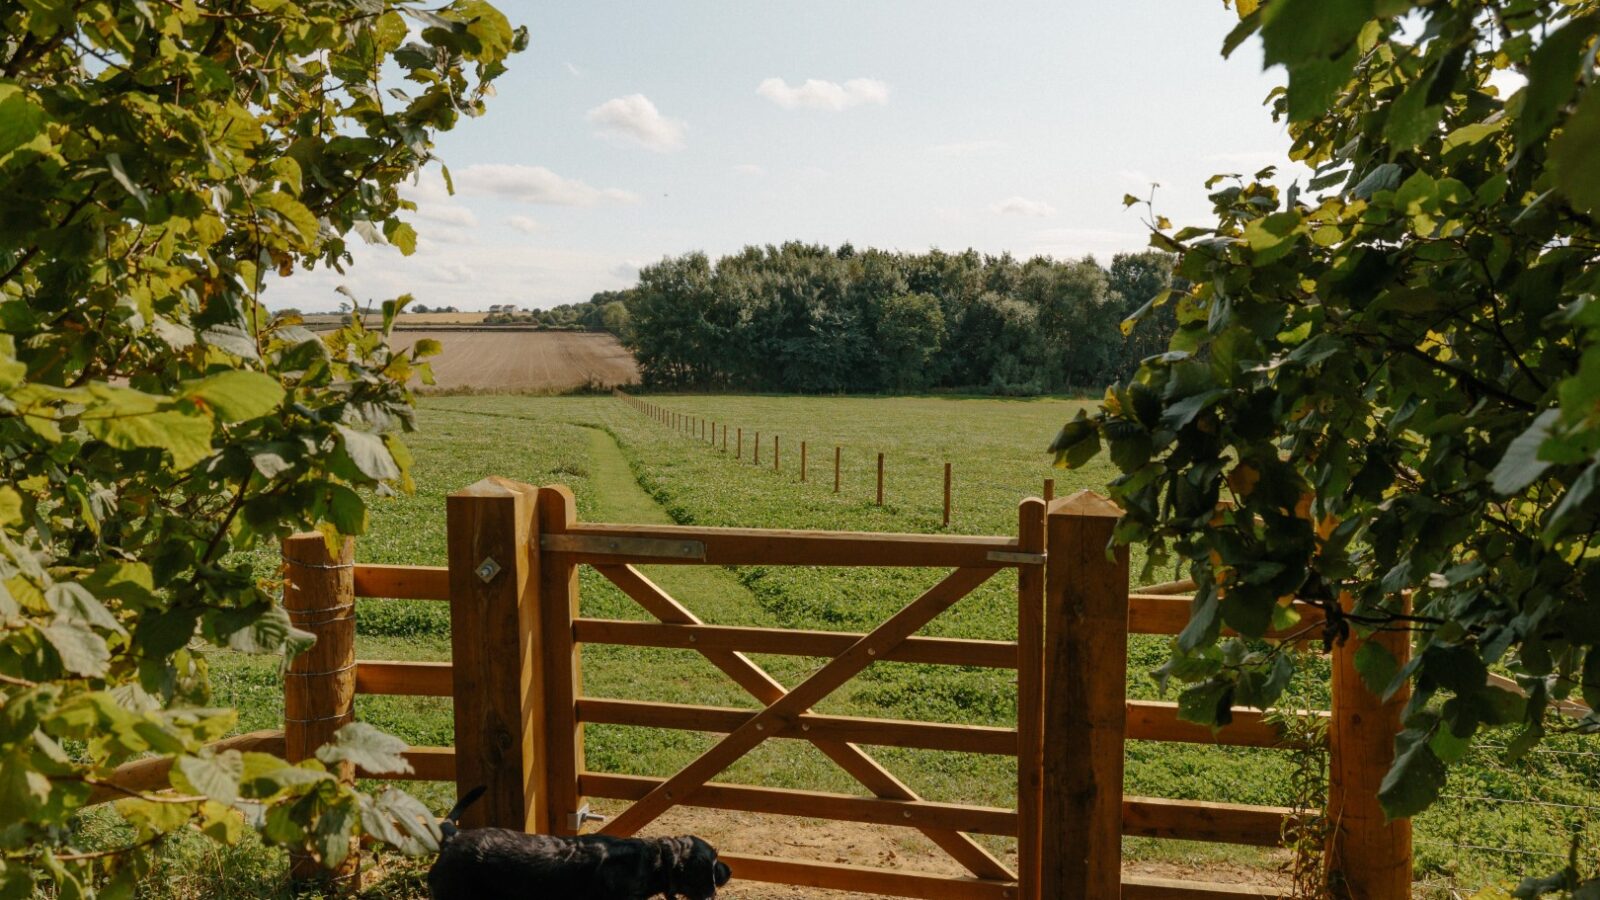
[390,330,639,391]
[586,801,1292,899]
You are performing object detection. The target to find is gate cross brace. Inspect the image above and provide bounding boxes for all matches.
[594,564,1012,882]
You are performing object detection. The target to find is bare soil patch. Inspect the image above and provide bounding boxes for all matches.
[394,330,638,391]
[587,801,1291,899]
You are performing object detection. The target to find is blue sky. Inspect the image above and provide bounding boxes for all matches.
[270,1,1309,312]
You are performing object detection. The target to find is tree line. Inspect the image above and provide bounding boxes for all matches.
[598,243,1177,394]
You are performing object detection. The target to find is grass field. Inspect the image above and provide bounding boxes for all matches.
[85,394,1598,898]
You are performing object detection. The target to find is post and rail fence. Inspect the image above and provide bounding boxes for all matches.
[90,467,1416,898]
[613,390,1063,527]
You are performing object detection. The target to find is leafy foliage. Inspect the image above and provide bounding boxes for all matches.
[619,243,1178,394]
[0,1,521,894]
[1053,0,1600,859]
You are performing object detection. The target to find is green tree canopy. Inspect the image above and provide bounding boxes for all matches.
[1,1,521,894]
[1053,0,1600,878]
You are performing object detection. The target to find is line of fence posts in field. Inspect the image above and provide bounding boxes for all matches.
[614,390,1062,528]
[266,470,1416,899]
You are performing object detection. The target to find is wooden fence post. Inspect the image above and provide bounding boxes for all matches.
[942,462,952,528]
[1043,478,1055,504]
[722,424,728,453]
[737,428,742,459]
[774,435,780,472]
[801,441,807,482]
[1016,498,1047,900]
[876,453,885,506]
[535,485,585,836]
[755,432,761,465]
[1042,491,1128,899]
[834,446,841,493]
[446,478,542,832]
[1327,596,1413,898]
[283,532,358,890]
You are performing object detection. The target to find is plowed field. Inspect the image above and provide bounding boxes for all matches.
[396,330,638,390]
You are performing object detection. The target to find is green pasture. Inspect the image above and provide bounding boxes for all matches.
[86,394,1597,897]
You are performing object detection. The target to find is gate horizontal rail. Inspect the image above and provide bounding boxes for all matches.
[574,617,1019,667]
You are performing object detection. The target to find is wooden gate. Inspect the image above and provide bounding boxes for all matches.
[495,482,1053,900]
[267,477,1413,899]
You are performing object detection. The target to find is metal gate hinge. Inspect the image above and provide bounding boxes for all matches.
[567,804,605,831]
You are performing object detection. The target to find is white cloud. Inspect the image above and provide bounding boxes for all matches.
[506,215,542,233]
[756,77,889,111]
[990,196,1057,218]
[267,238,643,312]
[734,163,766,176]
[565,61,583,77]
[928,139,1010,157]
[585,94,687,152]
[412,204,478,228]
[453,164,640,206]
[1118,169,1157,187]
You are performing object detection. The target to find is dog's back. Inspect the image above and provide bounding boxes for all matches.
[428,830,663,900]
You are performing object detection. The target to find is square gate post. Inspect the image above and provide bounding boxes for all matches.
[446,478,543,831]
[1042,491,1129,899]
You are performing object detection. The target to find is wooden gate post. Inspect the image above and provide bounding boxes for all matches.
[282,532,358,890]
[1015,498,1047,900]
[1327,596,1413,898]
[446,478,542,831]
[1042,491,1129,899]
[535,485,585,835]
[876,453,885,505]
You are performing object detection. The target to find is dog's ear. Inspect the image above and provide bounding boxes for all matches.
[666,836,726,899]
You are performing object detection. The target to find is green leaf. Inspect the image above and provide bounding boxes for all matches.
[1379,726,1448,818]
[88,409,216,470]
[1351,163,1403,199]
[315,797,359,870]
[335,425,401,481]
[316,721,412,776]
[1543,461,1599,543]
[1550,87,1600,216]
[1260,0,1373,68]
[115,797,197,837]
[182,371,285,423]
[1516,17,1599,151]
[40,619,110,675]
[1243,212,1301,264]
[0,750,51,817]
[174,751,244,805]
[0,486,22,525]
[1355,641,1401,699]
[0,85,47,162]
[383,219,418,256]
[1490,409,1560,495]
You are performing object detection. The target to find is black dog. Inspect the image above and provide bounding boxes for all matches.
[428,787,732,900]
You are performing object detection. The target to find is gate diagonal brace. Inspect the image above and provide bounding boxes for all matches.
[593,564,1014,882]
[594,564,1013,881]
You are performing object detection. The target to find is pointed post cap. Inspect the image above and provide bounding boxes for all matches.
[1049,489,1122,518]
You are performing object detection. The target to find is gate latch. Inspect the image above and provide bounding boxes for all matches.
[568,804,606,831]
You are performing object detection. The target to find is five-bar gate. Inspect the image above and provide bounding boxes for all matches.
[272,477,1413,899]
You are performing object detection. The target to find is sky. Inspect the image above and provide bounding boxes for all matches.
[268,1,1312,312]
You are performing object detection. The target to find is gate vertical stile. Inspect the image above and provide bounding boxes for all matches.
[1015,497,1047,900]
[1041,492,1129,898]
[536,484,586,835]
[445,478,541,832]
